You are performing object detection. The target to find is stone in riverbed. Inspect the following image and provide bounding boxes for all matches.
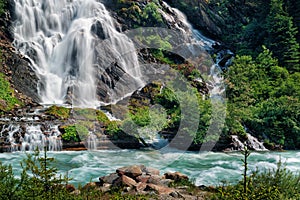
[146,183,174,195]
[136,174,151,183]
[116,165,144,178]
[143,166,160,176]
[164,172,189,181]
[121,175,137,187]
[99,172,119,185]
[135,182,147,192]
[82,182,102,191]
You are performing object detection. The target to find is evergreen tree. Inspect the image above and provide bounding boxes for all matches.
[286,0,300,43]
[265,0,300,73]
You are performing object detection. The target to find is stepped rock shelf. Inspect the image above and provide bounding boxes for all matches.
[0,104,268,152]
[0,106,142,152]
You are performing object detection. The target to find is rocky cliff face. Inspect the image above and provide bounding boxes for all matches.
[0,0,40,105]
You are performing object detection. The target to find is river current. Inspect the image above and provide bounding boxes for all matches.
[1,150,299,187]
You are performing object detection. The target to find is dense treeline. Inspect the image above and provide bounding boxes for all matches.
[164,0,300,149]
[219,0,300,149]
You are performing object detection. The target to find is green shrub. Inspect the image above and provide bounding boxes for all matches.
[61,125,78,142]
[96,110,110,123]
[106,121,122,138]
[142,2,163,25]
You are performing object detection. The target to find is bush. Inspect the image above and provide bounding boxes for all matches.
[61,125,79,142]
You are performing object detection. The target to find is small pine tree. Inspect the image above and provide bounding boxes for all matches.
[19,147,71,199]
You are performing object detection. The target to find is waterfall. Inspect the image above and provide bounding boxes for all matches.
[13,0,143,107]
[230,134,268,151]
[1,124,62,152]
[86,132,98,150]
[4,125,20,152]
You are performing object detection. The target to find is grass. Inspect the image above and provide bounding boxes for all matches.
[45,105,71,120]
[0,72,22,112]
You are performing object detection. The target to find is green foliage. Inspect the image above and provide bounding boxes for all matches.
[153,80,213,144]
[141,2,163,25]
[20,148,71,199]
[116,0,164,28]
[265,0,300,72]
[224,47,300,148]
[61,124,90,142]
[0,73,22,112]
[0,0,5,16]
[212,154,300,200]
[121,105,168,141]
[250,96,300,148]
[129,107,152,127]
[96,110,110,123]
[62,125,79,142]
[0,149,72,200]
[0,162,19,200]
[45,105,70,120]
[106,121,122,137]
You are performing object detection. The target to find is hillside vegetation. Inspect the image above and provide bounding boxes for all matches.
[0,0,300,150]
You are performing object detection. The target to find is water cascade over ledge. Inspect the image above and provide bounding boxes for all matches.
[13,0,143,107]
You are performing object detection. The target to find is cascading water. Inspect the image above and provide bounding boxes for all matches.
[1,124,62,152]
[86,132,98,150]
[13,0,143,107]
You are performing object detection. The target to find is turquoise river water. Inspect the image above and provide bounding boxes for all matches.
[1,149,299,187]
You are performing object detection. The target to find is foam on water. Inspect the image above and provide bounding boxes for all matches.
[1,150,300,186]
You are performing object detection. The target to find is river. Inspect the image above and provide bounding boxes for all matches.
[1,149,299,187]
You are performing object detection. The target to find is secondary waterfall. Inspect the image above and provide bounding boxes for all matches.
[1,124,62,151]
[13,0,143,107]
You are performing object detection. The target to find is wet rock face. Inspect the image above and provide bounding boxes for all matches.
[91,21,107,40]
[163,0,223,39]
[0,0,40,104]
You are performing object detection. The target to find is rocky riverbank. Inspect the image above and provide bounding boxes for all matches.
[71,165,213,199]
